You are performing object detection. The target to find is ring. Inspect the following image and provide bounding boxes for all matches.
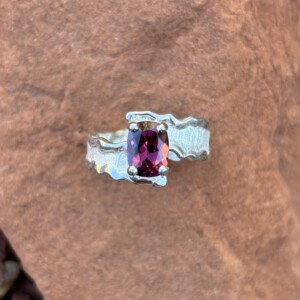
[86,111,210,187]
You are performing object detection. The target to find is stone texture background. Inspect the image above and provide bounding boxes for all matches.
[0,0,300,299]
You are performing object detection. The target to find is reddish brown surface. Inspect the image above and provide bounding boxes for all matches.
[0,1,300,299]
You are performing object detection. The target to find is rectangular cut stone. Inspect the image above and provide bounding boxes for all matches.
[127,122,169,177]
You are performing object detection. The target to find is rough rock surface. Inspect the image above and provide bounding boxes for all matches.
[0,0,300,299]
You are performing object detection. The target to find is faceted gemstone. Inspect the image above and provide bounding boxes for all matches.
[127,122,169,177]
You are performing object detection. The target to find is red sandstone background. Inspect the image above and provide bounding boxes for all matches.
[0,1,300,299]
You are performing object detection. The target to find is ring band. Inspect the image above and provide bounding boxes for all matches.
[86,111,210,187]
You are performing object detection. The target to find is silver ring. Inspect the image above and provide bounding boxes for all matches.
[86,111,210,187]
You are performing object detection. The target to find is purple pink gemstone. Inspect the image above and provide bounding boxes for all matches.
[127,122,169,177]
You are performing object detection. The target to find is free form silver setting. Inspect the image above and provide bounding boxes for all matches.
[86,111,210,187]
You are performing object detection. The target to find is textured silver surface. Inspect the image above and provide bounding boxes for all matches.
[86,111,210,186]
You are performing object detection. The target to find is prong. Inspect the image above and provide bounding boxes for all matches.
[157,123,168,132]
[199,151,208,161]
[159,165,169,176]
[127,166,138,176]
[128,122,139,132]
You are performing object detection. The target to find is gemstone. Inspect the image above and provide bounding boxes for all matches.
[127,122,169,177]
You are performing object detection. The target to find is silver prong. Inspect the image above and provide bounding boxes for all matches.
[127,166,138,176]
[199,151,208,161]
[128,122,139,132]
[157,123,168,132]
[159,165,169,176]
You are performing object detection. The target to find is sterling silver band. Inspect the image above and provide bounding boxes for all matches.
[86,111,210,187]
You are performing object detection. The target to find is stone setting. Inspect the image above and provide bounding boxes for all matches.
[127,122,169,177]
